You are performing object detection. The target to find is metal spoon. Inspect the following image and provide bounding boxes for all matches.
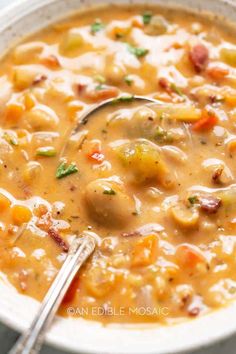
[59,94,159,158]
[9,95,158,354]
[72,95,159,134]
[9,232,97,354]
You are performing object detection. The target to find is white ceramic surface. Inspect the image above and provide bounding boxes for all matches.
[1,1,236,353]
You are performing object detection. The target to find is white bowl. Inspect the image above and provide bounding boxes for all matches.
[1,0,236,353]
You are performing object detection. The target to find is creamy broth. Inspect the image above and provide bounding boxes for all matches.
[0,4,236,324]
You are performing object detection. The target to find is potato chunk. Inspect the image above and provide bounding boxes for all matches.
[153,104,202,122]
[85,266,116,297]
[170,203,199,229]
[115,139,172,187]
[220,47,236,67]
[13,42,44,64]
[85,178,135,227]
[25,107,58,131]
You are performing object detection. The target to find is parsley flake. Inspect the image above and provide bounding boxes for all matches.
[142,12,152,25]
[94,74,106,84]
[112,95,134,104]
[91,20,105,34]
[103,188,116,195]
[188,196,199,205]
[95,83,105,91]
[124,75,133,86]
[127,44,149,58]
[170,83,184,96]
[4,133,18,146]
[56,161,78,179]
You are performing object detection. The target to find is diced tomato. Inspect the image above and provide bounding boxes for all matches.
[87,150,104,164]
[131,234,158,267]
[62,276,80,304]
[176,244,206,268]
[192,110,217,132]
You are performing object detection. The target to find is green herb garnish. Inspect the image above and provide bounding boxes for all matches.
[188,196,199,205]
[3,133,18,146]
[170,83,184,96]
[154,127,173,144]
[112,95,134,104]
[56,161,78,179]
[127,44,149,58]
[124,75,133,86]
[36,146,56,157]
[103,188,116,195]
[95,83,105,91]
[94,74,106,84]
[91,20,105,34]
[142,12,152,25]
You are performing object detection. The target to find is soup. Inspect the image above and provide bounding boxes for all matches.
[1,4,236,324]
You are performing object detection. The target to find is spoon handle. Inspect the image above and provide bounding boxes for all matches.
[9,233,96,354]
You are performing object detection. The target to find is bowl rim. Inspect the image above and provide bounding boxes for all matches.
[1,0,236,353]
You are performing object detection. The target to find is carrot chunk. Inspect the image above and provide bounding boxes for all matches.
[87,150,104,164]
[11,205,32,225]
[131,234,158,267]
[192,110,217,131]
[176,244,206,268]
[23,92,36,110]
[5,102,25,123]
[206,65,229,80]
[0,193,11,212]
[41,55,61,69]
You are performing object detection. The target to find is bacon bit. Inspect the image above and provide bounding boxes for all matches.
[48,227,69,253]
[87,150,104,164]
[206,64,229,80]
[159,77,172,94]
[62,275,79,304]
[36,212,52,231]
[199,195,222,214]
[188,306,200,317]
[209,94,224,104]
[189,44,209,73]
[32,74,47,86]
[41,55,61,69]
[212,167,224,183]
[77,83,87,95]
[121,230,141,237]
[192,110,217,132]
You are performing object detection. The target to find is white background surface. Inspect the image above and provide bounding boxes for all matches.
[0,0,235,353]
